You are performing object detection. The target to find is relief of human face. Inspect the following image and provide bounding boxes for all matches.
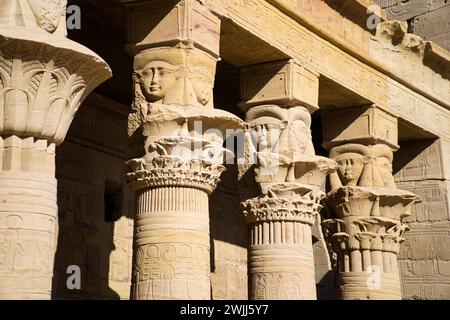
[140,61,178,102]
[336,157,364,186]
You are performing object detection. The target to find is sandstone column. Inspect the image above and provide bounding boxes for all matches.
[321,105,420,300]
[238,60,336,300]
[0,1,111,299]
[123,0,244,300]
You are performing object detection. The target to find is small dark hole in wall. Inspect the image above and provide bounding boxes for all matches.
[407,18,414,33]
[104,180,124,222]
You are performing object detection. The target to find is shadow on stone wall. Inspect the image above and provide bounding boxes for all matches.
[209,163,249,300]
[50,95,134,300]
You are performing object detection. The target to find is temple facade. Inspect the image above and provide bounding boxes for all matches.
[0,0,449,300]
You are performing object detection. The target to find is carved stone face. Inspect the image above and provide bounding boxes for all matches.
[252,123,281,154]
[139,61,178,102]
[28,0,66,33]
[336,157,365,186]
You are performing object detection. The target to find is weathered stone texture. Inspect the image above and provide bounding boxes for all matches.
[210,168,248,300]
[53,94,134,299]
[394,138,450,299]
[380,0,450,50]
[0,0,448,301]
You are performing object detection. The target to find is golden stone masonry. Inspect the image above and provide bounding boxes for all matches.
[0,0,449,300]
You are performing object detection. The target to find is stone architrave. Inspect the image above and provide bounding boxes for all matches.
[239,60,337,300]
[0,0,111,299]
[322,105,420,300]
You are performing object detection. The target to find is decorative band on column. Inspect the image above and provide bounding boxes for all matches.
[126,157,225,194]
[136,187,209,215]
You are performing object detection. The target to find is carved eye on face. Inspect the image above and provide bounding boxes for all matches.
[158,68,171,77]
[142,69,153,77]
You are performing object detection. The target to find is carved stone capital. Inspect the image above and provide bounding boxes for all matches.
[127,102,244,194]
[246,104,315,156]
[326,186,420,221]
[0,30,111,145]
[241,104,337,196]
[242,184,325,225]
[323,216,410,254]
[126,156,226,194]
[254,153,337,194]
[132,46,217,112]
[329,144,397,189]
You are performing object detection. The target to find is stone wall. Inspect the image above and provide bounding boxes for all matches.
[378,0,449,50]
[394,138,450,299]
[53,94,134,299]
[210,165,249,300]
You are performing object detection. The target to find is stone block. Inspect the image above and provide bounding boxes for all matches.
[239,60,319,112]
[412,5,450,39]
[428,0,450,12]
[394,139,446,182]
[402,280,450,300]
[322,105,398,150]
[428,32,450,51]
[399,222,450,261]
[125,0,221,56]
[382,0,429,21]
[396,180,450,223]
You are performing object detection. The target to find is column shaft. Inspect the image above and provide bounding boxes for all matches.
[132,187,210,300]
[0,136,57,299]
[0,1,111,299]
[248,221,316,299]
